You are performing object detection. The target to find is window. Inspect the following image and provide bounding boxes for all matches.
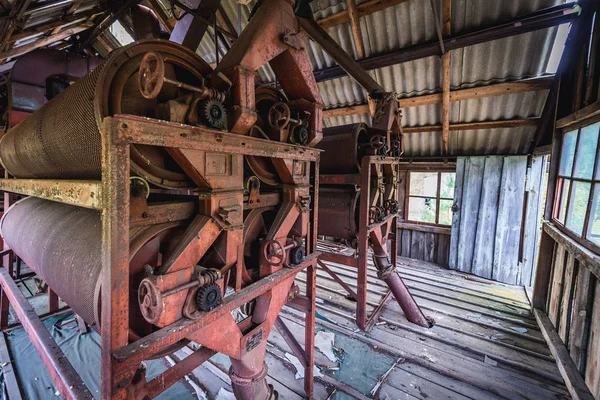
[554,122,600,246]
[407,172,455,226]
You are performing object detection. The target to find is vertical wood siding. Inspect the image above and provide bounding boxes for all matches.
[449,156,528,285]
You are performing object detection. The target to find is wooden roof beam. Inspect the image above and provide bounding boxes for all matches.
[0,23,91,61]
[323,76,554,118]
[314,2,579,83]
[9,11,96,43]
[403,118,540,133]
[318,0,410,30]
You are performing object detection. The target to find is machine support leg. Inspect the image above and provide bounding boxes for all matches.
[48,289,59,313]
[229,342,276,400]
[356,157,371,330]
[0,252,11,329]
[304,262,316,396]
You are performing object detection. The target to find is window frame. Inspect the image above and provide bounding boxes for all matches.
[552,119,600,253]
[405,170,455,227]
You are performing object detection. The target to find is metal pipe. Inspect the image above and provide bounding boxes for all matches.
[371,246,432,328]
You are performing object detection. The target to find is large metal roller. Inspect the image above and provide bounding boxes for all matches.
[316,123,370,174]
[0,197,187,341]
[318,187,359,240]
[0,40,212,188]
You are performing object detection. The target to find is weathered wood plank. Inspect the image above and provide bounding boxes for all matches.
[456,157,485,273]
[533,229,557,310]
[471,156,502,279]
[569,267,592,371]
[548,244,567,326]
[535,309,596,400]
[411,231,422,260]
[559,254,576,343]
[493,156,528,285]
[522,155,547,287]
[544,222,600,282]
[437,233,450,267]
[585,279,600,398]
[449,157,465,269]
[423,232,436,263]
[401,229,411,258]
[396,222,451,235]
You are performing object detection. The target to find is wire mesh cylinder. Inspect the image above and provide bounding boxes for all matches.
[0,197,186,337]
[0,40,212,188]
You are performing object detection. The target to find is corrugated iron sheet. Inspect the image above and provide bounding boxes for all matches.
[154,0,564,156]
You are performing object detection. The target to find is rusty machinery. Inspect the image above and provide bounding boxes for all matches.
[292,8,432,331]
[0,1,322,399]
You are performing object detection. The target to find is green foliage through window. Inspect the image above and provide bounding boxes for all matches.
[407,171,455,226]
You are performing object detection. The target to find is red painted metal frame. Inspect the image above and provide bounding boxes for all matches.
[0,114,319,399]
[319,156,400,331]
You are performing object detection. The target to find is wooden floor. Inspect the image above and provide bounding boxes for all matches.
[2,256,571,399]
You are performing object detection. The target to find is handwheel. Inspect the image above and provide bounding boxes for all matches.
[263,239,286,266]
[138,51,166,99]
[268,102,291,129]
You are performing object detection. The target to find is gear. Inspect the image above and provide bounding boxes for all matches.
[198,99,227,129]
[291,125,309,145]
[196,283,222,311]
[289,246,305,265]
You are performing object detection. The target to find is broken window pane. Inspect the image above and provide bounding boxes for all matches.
[439,199,453,225]
[440,173,456,199]
[408,197,436,224]
[409,172,438,197]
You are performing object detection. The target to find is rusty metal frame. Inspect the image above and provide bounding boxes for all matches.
[0,114,319,399]
[319,156,400,331]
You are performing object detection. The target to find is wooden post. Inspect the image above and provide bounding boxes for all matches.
[532,227,556,310]
[441,0,451,154]
[346,0,365,59]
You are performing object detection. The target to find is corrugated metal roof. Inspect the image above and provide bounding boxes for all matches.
[122,0,567,156]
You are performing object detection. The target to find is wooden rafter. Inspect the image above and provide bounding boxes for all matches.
[50,0,85,34]
[403,118,540,133]
[323,76,554,118]
[318,0,410,30]
[346,0,365,59]
[0,23,92,61]
[9,11,96,43]
[441,0,451,154]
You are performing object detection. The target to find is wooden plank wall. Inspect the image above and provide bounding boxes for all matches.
[397,226,451,267]
[449,156,528,285]
[540,224,600,399]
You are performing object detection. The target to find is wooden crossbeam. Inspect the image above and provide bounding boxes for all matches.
[0,23,91,61]
[323,76,554,118]
[145,0,176,33]
[314,3,578,83]
[318,0,410,30]
[403,118,540,133]
[9,11,96,43]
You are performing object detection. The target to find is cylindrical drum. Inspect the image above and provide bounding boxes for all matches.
[0,40,212,188]
[316,123,369,175]
[317,186,359,240]
[0,197,186,338]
